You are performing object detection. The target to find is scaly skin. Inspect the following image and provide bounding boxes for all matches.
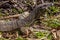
[0,3,53,31]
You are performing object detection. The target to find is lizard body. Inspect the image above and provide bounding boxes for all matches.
[0,3,53,31]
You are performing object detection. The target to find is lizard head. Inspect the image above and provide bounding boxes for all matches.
[40,3,54,9]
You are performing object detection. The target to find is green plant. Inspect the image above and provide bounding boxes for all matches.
[12,8,24,14]
[0,38,9,40]
[12,8,19,14]
[50,6,59,13]
[42,18,60,28]
[18,9,24,13]
[16,37,23,40]
[47,34,53,40]
[46,6,59,16]
[35,31,48,39]
[41,6,60,28]
[35,31,52,40]
[16,37,27,40]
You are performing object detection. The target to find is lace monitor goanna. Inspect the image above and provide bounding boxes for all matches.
[0,3,53,31]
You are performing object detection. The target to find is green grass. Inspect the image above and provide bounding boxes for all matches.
[42,18,60,28]
[35,31,52,40]
[41,6,60,28]
[46,6,59,16]
[35,31,48,38]
[16,37,27,40]
[47,34,53,40]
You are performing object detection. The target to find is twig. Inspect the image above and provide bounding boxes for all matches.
[0,14,20,19]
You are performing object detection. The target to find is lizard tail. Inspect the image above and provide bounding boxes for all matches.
[0,20,18,31]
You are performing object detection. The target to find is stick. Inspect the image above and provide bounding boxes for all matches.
[0,14,20,19]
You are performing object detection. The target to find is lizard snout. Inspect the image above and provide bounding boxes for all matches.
[41,3,54,9]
